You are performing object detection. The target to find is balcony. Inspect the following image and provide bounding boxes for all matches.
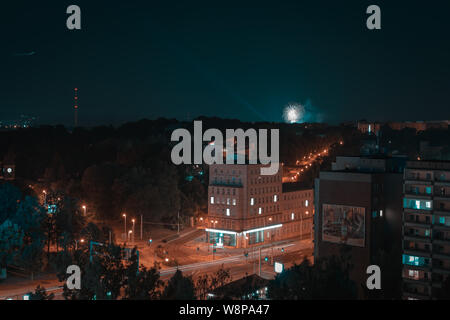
[403,248,431,258]
[403,234,431,243]
[434,208,450,216]
[435,180,450,187]
[435,175,450,184]
[405,175,433,183]
[433,223,450,231]
[432,267,450,275]
[403,218,431,228]
[402,285,431,300]
[404,193,432,200]
[404,208,433,215]
[434,191,450,199]
[402,276,431,285]
[433,252,450,260]
[433,233,450,244]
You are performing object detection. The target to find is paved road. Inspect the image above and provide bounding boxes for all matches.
[159,240,313,280]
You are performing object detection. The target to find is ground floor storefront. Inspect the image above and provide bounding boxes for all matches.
[205,224,283,248]
[205,217,313,248]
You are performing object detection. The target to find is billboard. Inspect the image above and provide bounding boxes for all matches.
[322,204,365,247]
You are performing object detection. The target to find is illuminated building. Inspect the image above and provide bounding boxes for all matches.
[206,163,313,248]
[357,120,450,134]
[357,121,381,135]
[402,160,450,299]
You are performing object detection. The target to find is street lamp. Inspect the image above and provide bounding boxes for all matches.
[82,205,87,216]
[122,214,127,240]
[128,230,132,242]
[75,238,85,250]
[132,219,135,243]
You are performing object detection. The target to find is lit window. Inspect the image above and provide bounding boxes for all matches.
[274,195,278,202]
[439,217,445,224]
[408,270,419,280]
[210,197,214,204]
[425,201,431,209]
[415,200,420,209]
[232,199,236,206]
[226,208,230,216]
[291,213,294,220]
[380,210,383,217]
[250,198,254,206]
[227,198,230,205]
[305,200,309,207]
[258,207,262,214]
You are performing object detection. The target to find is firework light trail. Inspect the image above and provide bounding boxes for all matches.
[283,103,305,123]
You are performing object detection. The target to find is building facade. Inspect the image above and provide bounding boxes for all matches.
[402,160,450,299]
[206,164,313,248]
[314,156,404,298]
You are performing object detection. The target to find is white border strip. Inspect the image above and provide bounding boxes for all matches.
[205,228,237,235]
[243,224,283,235]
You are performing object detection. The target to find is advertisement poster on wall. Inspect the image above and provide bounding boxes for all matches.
[322,204,365,247]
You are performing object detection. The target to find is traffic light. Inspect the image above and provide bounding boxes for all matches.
[281,248,285,253]
[264,256,269,262]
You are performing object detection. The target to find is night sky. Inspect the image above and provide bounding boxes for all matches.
[1,0,449,126]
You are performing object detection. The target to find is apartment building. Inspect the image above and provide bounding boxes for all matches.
[314,155,405,297]
[402,160,450,299]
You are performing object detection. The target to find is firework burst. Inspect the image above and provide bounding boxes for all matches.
[283,103,304,123]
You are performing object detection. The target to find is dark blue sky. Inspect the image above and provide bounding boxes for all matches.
[1,0,449,126]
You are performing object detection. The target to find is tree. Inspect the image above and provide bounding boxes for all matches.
[195,267,232,300]
[268,255,357,300]
[195,274,210,300]
[0,220,23,271]
[0,183,21,223]
[162,270,196,300]
[54,196,86,252]
[11,196,47,280]
[214,266,232,288]
[123,252,162,300]
[61,244,125,300]
[29,285,55,300]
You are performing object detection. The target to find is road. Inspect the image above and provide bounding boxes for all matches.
[159,239,314,281]
[0,228,313,299]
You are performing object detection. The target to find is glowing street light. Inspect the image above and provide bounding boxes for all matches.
[75,238,85,250]
[132,219,136,243]
[122,213,127,239]
[82,205,87,216]
[128,230,133,242]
